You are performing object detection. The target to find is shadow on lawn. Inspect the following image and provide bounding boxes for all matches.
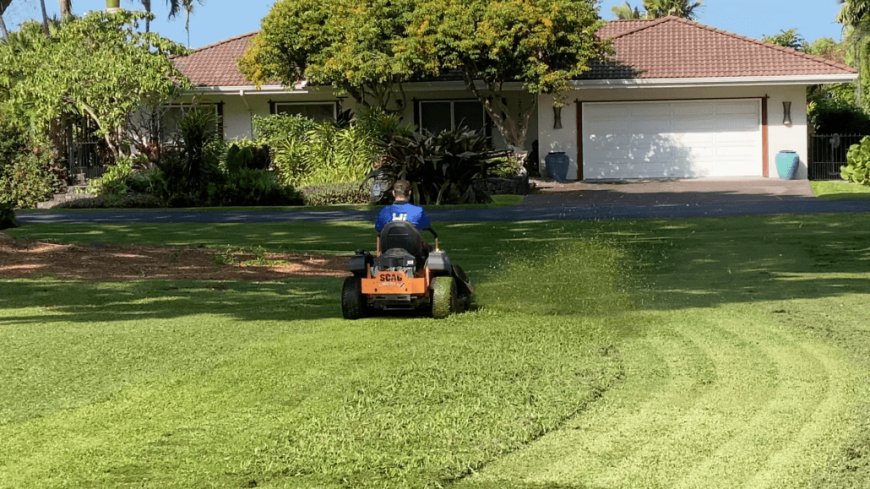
[614,215,870,311]
[0,279,340,324]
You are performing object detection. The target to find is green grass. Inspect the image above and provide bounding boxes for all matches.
[3,215,870,488]
[811,180,870,200]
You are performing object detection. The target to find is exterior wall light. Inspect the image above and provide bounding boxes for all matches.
[553,106,563,129]
[783,101,792,126]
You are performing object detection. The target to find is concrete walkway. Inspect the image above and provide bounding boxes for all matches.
[16,179,870,225]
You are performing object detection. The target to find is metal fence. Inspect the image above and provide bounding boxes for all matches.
[62,117,108,184]
[808,133,867,180]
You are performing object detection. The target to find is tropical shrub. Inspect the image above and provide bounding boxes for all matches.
[224,140,271,173]
[254,110,407,188]
[372,127,505,205]
[214,169,302,206]
[160,108,223,205]
[300,182,371,206]
[0,202,17,230]
[0,153,60,208]
[843,136,870,185]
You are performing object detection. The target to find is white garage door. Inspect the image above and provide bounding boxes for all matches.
[582,99,762,179]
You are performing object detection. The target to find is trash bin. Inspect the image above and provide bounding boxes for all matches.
[545,151,571,181]
[775,150,800,180]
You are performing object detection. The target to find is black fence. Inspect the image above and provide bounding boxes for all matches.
[808,133,867,180]
[62,117,108,184]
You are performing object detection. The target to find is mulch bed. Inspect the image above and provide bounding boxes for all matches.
[0,233,348,281]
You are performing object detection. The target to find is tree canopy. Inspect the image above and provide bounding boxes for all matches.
[0,11,189,157]
[762,29,807,51]
[242,0,606,152]
[612,0,702,20]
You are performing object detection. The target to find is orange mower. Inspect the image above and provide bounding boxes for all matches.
[342,221,473,319]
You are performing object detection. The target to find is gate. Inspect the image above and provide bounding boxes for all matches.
[808,133,867,180]
[62,117,108,184]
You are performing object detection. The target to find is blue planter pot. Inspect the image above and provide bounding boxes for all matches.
[775,151,800,180]
[545,152,571,181]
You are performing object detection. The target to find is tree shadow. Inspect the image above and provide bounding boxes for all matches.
[610,215,870,311]
[0,279,341,325]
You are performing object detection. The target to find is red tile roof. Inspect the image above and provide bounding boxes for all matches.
[173,32,257,87]
[588,16,856,79]
[173,17,855,87]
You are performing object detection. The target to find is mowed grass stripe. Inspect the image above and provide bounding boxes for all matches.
[458,317,716,487]
[672,312,852,488]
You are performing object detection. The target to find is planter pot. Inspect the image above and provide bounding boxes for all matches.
[545,151,572,182]
[775,150,800,180]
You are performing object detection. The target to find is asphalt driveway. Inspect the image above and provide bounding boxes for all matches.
[16,178,870,224]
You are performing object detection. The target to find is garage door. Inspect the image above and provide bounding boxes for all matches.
[582,99,762,179]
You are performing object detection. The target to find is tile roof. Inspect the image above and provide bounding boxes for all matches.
[173,17,855,88]
[172,32,257,87]
[586,16,856,80]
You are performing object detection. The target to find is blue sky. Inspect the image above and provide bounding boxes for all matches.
[4,0,847,50]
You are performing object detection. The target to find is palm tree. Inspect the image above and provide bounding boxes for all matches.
[59,0,71,19]
[643,0,703,20]
[170,0,203,47]
[38,0,49,35]
[612,0,702,21]
[612,1,643,20]
[0,0,11,40]
[838,1,870,105]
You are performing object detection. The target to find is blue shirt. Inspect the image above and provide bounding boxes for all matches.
[375,202,431,232]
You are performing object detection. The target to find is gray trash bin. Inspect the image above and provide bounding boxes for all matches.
[545,152,571,181]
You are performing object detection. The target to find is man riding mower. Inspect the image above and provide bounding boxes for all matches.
[341,180,473,319]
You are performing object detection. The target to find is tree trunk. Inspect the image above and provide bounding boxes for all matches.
[461,74,536,174]
[59,0,72,19]
[142,0,151,32]
[39,0,50,36]
[0,15,8,40]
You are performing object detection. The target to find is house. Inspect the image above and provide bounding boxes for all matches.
[171,16,857,180]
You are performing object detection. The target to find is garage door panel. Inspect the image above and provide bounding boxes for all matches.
[583,100,762,179]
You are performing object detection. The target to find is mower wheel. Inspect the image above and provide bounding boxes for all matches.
[341,276,367,320]
[431,276,457,319]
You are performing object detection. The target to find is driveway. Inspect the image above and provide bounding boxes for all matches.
[15,178,870,224]
[525,177,815,206]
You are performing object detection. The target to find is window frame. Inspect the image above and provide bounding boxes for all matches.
[159,102,224,142]
[417,98,491,136]
[271,101,339,121]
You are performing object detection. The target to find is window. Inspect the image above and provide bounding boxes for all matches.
[418,99,488,134]
[159,103,223,143]
[272,102,337,121]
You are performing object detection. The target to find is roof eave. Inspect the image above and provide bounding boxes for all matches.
[572,74,858,89]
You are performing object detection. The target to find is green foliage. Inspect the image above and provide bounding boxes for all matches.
[0,12,189,159]
[406,0,605,147]
[224,140,270,173]
[612,0,702,20]
[214,169,303,206]
[159,108,223,204]
[255,112,401,188]
[808,97,870,134]
[372,127,504,205]
[300,182,372,206]
[843,136,870,185]
[0,152,59,208]
[763,28,806,51]
[240,0,416,107]
[0,202,17,230]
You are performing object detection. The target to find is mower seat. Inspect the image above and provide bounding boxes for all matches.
[380,221,426,262]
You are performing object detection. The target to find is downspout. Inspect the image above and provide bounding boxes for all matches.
[240,89,254,138]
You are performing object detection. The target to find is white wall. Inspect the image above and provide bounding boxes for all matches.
[538,85,810,180]
[184,87,537,150]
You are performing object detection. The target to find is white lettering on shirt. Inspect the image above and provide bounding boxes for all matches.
[391,212,409,222]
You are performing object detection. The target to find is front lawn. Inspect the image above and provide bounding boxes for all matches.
[2,215,869,488]
[811,180,870,199]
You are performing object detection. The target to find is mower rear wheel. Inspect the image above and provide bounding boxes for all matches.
[431,276,456,319]
[341,276,367,320]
